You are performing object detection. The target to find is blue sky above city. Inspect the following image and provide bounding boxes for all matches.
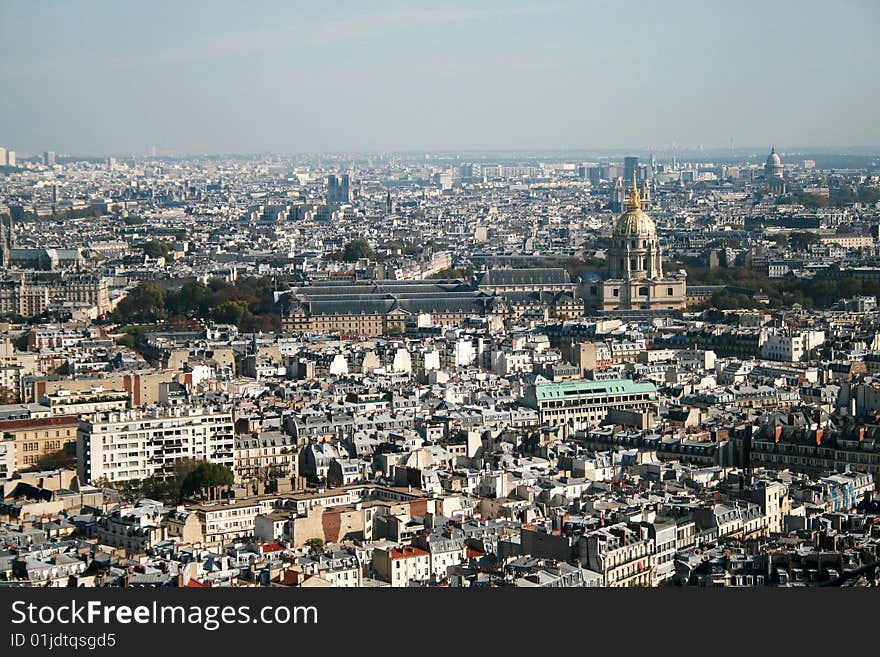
[1,0,878,156]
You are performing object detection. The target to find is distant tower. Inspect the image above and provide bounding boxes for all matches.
[43,151,55,166]
[640,178,652,206]
[0,213,11,268]
[610,177,626,212]
[385,190,394,214]
[623,156,639,190]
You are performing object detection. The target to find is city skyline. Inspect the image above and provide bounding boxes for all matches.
[2,1,880,155]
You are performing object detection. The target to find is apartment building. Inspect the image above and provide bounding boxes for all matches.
[39,388,129,416]
[0,414,78,473]
[191,497,277,545]
[233,431,299,485]
[521,378,658,429]
[579,523,655,587]
[759,329,825,363]
[372,545,431,587]
[77,406,234,484]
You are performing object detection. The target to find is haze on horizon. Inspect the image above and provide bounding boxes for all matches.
[1,0,878,157]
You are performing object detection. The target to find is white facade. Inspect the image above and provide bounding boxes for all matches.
[77,407,235,484]
[760,330,825,362]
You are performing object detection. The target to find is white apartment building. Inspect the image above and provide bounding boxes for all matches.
[759,330,825,362]
[192,497,277,544]
[77,406,234,484]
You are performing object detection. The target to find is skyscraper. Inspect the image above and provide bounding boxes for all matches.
[623,156,639,190]
[0,148,6,166]
[7,151,15,167]
[43,151,56,166]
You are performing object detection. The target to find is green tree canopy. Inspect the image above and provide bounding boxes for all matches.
[788,232,822,251]
[180,462,234,499]
[113,282,168,322]
[142,240,170,258]
[343,239,373,262]
[212,300,251,325]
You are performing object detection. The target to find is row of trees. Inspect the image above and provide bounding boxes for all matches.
[764,231,823,251]
[778,186,880,208]
[329,239,449,263]
[94,460,234,505]
[687,264,879,310]
[112,276,281,332]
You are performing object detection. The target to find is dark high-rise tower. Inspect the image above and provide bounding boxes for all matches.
[623,156,639,191]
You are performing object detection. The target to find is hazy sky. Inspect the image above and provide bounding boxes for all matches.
[2,0,878,156]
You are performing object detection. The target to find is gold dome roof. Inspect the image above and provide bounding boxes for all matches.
[613,181,656,238]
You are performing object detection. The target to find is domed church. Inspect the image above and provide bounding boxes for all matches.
[591,178,687,311]
[764,146,786,194]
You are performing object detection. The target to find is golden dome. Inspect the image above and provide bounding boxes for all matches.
[613,179,656,238]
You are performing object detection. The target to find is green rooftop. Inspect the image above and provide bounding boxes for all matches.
[532,378,657,401]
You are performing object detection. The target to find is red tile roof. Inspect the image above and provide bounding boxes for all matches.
[390,546,429,559]
[0,415,79,431]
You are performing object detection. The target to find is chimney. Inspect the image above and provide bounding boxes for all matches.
[774,425,782,443]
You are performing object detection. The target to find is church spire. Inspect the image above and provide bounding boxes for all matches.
[627,171,641,210]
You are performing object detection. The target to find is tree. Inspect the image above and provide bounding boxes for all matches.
[113,281,168,323]
[710,292,762,311]
[212,300,251,325]
[342,240,373,262]
[142,240,170,259]
[304,538,325,552]
[180,462,234,499]
[788,232,821,251]
[768,234,788,248]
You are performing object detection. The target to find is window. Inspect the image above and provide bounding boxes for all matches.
[667,287,674,296]
[630,258,637,269]
[612,289,619,297]
[639,286,649,296]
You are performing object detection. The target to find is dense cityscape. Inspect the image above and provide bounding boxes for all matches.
[0,144,878,588]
